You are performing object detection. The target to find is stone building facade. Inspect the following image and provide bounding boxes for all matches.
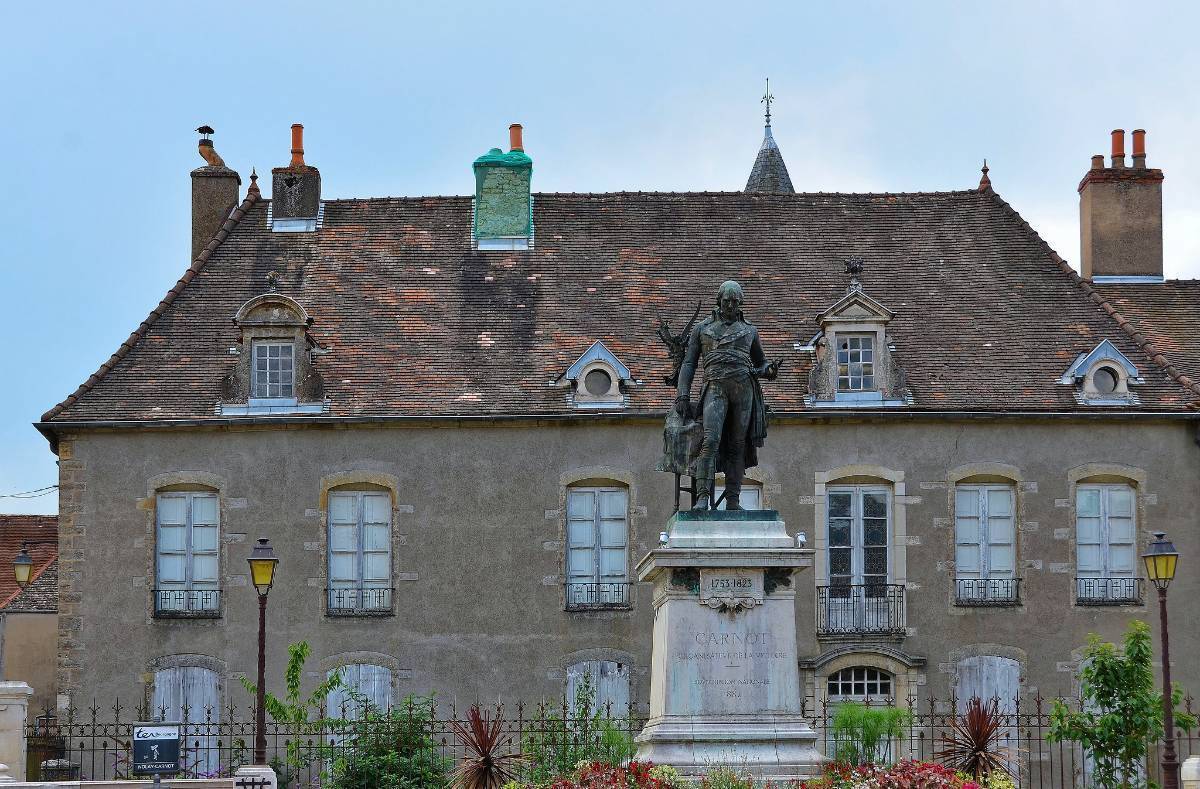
[36,123,1200,723]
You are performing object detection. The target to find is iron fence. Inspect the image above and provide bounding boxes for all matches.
[153,589,222,617]
[816,583,906,635]
[325,587,393,615]
[1074,576,1143,605]
[24,693,1198,787]
[565,582,632,610]
[954,577,1021,606]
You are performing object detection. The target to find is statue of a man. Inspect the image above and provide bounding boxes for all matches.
[674,280,779,510]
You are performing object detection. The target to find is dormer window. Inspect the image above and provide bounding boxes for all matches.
[556,340,633,409]
[806,271,910,408]
[219,290,328,416]
[837,335,875,392]
[1059,340,1142,406]
[252,341,295,399]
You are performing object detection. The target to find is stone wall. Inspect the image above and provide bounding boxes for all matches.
[57,418,1200,709]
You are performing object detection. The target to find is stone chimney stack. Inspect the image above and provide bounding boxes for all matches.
[191,128,241,261]
[272,123,321,220]
[1078,127,1164,281]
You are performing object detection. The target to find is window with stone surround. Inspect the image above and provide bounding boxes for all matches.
[1075,484,1139,604]
[155,492,220,616]
[566,660,629,716]
[152,665,220,774]
[565,487,629,610]
[954,485,1018,605]
[251,341,295,399]
[836,334,875,391]
[327,663,392,718]
[327,491,393,614]
[826,666,893,701]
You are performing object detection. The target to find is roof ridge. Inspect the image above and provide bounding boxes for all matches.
[982,189,1200,405]
[311,189,984,202]
[42,190,262,423]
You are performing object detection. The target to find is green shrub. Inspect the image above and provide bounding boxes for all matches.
[328,695,450,789]
[830,701,911,766]
[520,673,637,784]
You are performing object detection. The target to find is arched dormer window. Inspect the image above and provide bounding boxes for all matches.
[220,291,328,415]
[1059,340,1143,406]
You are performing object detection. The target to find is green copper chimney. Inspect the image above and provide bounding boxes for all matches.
[473,124,533,245]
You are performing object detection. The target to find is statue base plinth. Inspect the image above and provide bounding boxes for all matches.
[634,511,823,780]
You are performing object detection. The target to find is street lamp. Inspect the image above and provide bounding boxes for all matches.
[13,546,34,589]
[247,538,279,766]
[1142,531,1180,789]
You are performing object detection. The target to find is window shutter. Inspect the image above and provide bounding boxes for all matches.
[954,488,983,578]
[595,661,630,717]
[985,488,1015,577]
[1105,486,1135,577]
[597,490,628,584]
[361,493,392,592]
[1075,487,1104,575]
[566,490,597,586]
[328,493,359,592]
[956,656,1019,712]
[154,666,220,774]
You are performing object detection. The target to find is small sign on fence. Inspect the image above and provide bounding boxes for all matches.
[132,722,182,775]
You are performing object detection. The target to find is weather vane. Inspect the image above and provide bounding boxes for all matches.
[761,78,774,126]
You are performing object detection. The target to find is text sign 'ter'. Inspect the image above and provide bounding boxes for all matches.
[132,722,181,775]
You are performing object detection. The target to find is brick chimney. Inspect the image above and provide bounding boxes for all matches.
[1078,128,1164,281]
[271,124,321,220]
[191,128,241,261]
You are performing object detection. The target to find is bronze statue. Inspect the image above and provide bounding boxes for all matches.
[657,281,780,511]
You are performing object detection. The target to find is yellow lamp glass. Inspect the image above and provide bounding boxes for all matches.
[246,538,279,595]
[13,550,33,588]
[1141,531,1179,591]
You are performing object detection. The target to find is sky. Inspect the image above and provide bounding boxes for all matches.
[2,0,1200,515]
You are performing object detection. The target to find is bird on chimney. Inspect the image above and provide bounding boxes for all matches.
[196,125,226,168]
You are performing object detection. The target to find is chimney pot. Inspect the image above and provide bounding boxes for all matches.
[1091,154,1105,170]
[1110,128,1126,168]
[509,123,524,152]
[290,123,305,168]
[1132,128,1147,167]
[191,130,240,260]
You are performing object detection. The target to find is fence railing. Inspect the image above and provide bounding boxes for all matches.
[325,587,393,614]
[1074,576,1143,605]
[817,583,906,635]
[565,582,632,610]
[25,693,1198,788]
[955,577,1021,606]
[153,588,222,616]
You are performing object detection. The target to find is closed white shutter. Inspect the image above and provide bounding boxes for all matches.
[566,489,597,590]
[954,488,982,579]
[328,492,393,611]
[1076,484,1137,600]
[566,660,630,717]
[566,488,628,606]
[153,666,220,775]
[956,655,1019,711]
[327,664,392,719]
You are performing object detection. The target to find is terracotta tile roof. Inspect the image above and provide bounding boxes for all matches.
[0,515,57,612]
[1093,280,1200,392]
[40,189,1199,423]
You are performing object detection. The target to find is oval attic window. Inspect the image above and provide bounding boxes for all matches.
[584,368,613,396]
[1093,366,1119,394]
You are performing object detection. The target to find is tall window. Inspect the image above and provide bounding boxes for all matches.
[156,492,220,614]
[957,655,1019,767]
[566,660,630,717]
[954,485,1017,604]
[566,487,629,609]
[328,491,392,613]
[1076,484,1138,603]
[837,335,875,391]
[153,666,220,774]
[326,664,392,718]
[252,341,295,399]
[821,487,900,634]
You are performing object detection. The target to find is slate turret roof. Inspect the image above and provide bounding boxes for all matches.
[744,126,795,193]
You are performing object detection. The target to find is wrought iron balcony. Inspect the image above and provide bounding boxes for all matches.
[817,584,906,636]
[1075,576,1143,606]
[565,582,632,611]
[326,587,394,615]
[955,577,1021,606]
[153,588,221,617]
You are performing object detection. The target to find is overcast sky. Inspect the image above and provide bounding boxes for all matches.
[3,1,1199,515]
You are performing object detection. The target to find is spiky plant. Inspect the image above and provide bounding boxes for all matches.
[935,696,1016,780]
[449,705,528,789]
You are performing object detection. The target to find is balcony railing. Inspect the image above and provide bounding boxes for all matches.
[1075,576,1143,605]
[565,582,632,611]
[817,584,906,636]
[326,587,394,615]
[154,588,221,617]
[955,577,1021,606]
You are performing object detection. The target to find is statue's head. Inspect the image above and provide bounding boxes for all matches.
[716,280,744,322]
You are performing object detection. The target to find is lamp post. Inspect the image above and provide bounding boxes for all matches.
[13,540,58,589]
[247,538,279,766]
[1143,531,1180,789]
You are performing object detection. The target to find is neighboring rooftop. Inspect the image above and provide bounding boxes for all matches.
[0,515,57,613]
[38,187,1200,425]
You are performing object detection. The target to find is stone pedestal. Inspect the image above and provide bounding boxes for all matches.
[0,683,32,783]
[634,511,822,780]
[234,764,278,789]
